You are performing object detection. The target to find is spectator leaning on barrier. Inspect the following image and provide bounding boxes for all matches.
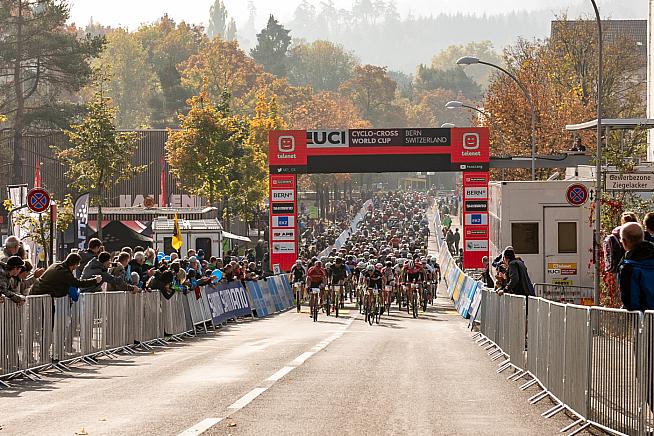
[81,251,137,293]
[617,222,654,311]
[32,253,102,298]
[1,236,26,263]
[604,211,639,275]
[500,249,535,296]
[77,238,103,277]
[146,269,175,299]
[0,256,27,305]
[643,212,654,244]
[15,260,44,296]
[481,256,494,289]
[107,252,138,292]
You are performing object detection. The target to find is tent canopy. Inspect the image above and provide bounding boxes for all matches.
[89,220,153,252]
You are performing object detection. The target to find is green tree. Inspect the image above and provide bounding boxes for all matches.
[136,16,208,128]
[226,18,237,41]
[0,0,104,184]
[53,77,146,240]
[287,40,359,91]
[414,65,481,99]
[207,0,228,39]
[430,41,503,89]
[95,29,160,129]
[165,84,249,226]
[250,15,292,77]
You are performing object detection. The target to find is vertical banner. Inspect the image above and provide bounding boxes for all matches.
[462,172,489,270]
[74,193,90,250]
[269,174,298,272]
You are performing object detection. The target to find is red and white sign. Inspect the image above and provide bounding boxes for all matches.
[462,171,490,269]
[268,131,307,167]
[27,188,51,213]
[269,174,298,272]
[566,184,589,207]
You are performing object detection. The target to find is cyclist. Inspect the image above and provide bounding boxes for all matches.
[329,257,347,311]
[306,260,326,318]
[402,259,424,314]
[363,263,384,316]
[382,260,396,312]
[290,259,306,303]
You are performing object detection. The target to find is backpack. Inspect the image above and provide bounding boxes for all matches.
[603,234,625,273]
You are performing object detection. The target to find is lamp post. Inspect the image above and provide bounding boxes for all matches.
[441,123,456,128]
[445,100,491,119]
[590,0,603,305]
[457,56,537,180]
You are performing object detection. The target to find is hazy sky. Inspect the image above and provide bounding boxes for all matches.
[68,0,644,30]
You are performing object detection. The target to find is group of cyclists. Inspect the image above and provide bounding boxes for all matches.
[289,191,442,324]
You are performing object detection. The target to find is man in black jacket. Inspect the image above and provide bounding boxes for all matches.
[32,253,101,298]
[501,249,534,296]
[76,238,103,278]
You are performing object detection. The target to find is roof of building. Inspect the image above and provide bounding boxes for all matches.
[551,19,647,59]
[565,118,654,131]
[151,218,223,232]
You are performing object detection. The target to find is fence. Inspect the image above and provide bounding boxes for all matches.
[533,283,594,305]
[432,206,654,435]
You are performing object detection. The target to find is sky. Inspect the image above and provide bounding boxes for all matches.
[68,0,645,30]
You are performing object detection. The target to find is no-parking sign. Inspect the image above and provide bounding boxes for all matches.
[565,184,589,207]
[27,188,51,213]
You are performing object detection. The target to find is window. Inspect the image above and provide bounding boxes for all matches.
[163,237,174,254]
[511,222,539,254]
[195,238,212,258]
[558,222,577,254]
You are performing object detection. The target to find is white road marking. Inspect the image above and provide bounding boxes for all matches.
[228,387,268,410]
[266,366,295,382]
[177,418,223,436]
[291,351,315,365]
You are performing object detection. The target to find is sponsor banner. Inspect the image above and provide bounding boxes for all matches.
[271,189,295,202]
[272,215,295,228]
[272,241,296,254]
[348,128,451,147]
[205,282,252,325]
[307,130,348,148]
[272,229,295,241]
[269,130,308,167]
[450,128,489,164]
[272,202,295,215]
[547,262,578,276]
[465,239,489,252]
[245,275,295,318]
[270,175,296,188]
[465,200,488,212]
[464,172,490,186]
[464,187,488,199]
[465,228,488,238]
[465,212,488,226]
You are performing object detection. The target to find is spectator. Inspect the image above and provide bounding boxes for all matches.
[643,212,654,244]
[0,256,27,305]
[501,249,535,296]
[121,246,133,256]
[1,236,26,262]
[130,251,154,285]
[107,252,137,292]
[604,211,639,274]
[82,251,136,293]
[15,260,44,296]
[618,222,654,311]
[481,256,495,289]
[446,229,455,254]
[255,240,264,263]
[197,249,205,262]
[144,248,156,267]
[146,270,175,299]
[32,253,102,298]
[453,228,461,253]
[170,252,179,262]
[77,238,103,277]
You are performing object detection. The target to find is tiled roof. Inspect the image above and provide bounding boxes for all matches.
[551,19,647,60]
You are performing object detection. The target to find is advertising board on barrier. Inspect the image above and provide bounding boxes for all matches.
[245,275,294,318]
[204,282,252,325]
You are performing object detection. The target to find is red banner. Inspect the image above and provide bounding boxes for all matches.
[269,174,298,272]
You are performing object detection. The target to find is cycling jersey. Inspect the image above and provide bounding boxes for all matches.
[382,267,396,284]
[365,270,383,289]
[291,265,305,283]
[330,263,347,282]
[307,266,326,286]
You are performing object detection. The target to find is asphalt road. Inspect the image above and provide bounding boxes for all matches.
[0,293,574,436]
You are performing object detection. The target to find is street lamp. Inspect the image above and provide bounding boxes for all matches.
[457,56,537,180]
[590,0,603,305]
[445,100,490,119]
[441,123,456,128]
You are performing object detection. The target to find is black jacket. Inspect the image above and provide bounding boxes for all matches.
[32,263,99,298]
[505,259,534,296]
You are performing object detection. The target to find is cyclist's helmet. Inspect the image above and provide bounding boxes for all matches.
[408,260,415,268]
[367,264,374,272]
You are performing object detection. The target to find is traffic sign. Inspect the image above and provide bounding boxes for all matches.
[605,172,654,191]
[27,188,51,213]
[566,184,589,207]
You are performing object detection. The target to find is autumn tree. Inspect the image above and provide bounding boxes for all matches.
[404,89,474,128]
[286,89,370,130]
[165,84,250,227]
[95,29,160,129]
[136,16,208,128]
[287,40,359,91]
[250,15,291,77]
[54,77,146,239]
[339,65,406,127]
[414,65,481,100]
[430,41,503,89]
[0,0,103,183]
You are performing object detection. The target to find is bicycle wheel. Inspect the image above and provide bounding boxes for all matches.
[422,290,428,312]
[325,293,331,317]
[412,294,418,318]
[335,290,340,318]
[367,299,374,326]
[296,289,301,313]
[375,297,380,324]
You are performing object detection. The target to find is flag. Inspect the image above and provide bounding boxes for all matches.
[160,156,167,207]
[172,213,183,251]
[34,161,42,188]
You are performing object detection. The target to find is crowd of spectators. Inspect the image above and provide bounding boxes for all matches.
[0,236,266,305]
[298,199,363,259]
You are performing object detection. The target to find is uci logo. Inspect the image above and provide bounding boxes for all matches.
[278,136,296,153]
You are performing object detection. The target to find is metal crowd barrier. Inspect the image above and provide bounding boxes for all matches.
[474,290,654,436]
[0,288,221,387]
[533,283,594,305]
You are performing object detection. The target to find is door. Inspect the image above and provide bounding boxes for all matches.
[544,207,581,287]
